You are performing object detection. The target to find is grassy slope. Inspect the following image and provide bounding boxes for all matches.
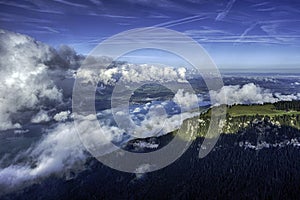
[227,104,300,117]
[175,102,300,139]
[203,104,300,118]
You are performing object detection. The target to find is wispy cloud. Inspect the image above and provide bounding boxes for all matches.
[117,22,131,26]
[185,28,232,36]
[88,0,102,6]
[40,26,60,34]
[235,23,258,43]
[0,1,64,15]
[251,2,270,8]
[52,0,88,8]
[215,0,236,21]
[232,18,300,45]
[0,13,53,24]
[155,14,208,28]
[100,14,137,19]
[147,13,170,19]
[125,0,174,8]
[256,7,276,12]
[185,27,300,45]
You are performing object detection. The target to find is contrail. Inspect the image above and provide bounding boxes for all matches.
[154,14,207,28]
[215,0,236,21]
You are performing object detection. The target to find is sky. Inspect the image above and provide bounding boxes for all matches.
[1,0,300,69]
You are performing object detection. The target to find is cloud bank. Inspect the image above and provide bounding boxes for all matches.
[210,83,300,105]
[77,63,188,85]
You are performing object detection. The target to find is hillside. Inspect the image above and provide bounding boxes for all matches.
[182,101,300,138]
[7,101,300,200]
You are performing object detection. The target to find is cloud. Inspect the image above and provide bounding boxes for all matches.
[185,28,300,45]
[77,63,189,85]
[0,29,83,131]
[0,112,125,191]
[0,29,63,130]
[53,110,71,122]
[173,89,199,111]
[52,0,88,8]
[100,14,137,19]
[215,0,236,21]
[121,89,200,138]
[0,88,200,190]
[56,45,84,69]
[210,83,300,105]
[0,1,64,15]
[0,30,200,189]
[31,110,51,123]
[115,64,188,84]
[132,141,159,149]
[134,163,154,179]
[0,122,86,190]
[155,14,207,28]
[88,0,102,6]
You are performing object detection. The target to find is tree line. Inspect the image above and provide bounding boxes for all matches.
[274,100,300,111]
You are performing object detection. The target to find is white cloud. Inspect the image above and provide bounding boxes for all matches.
[134,163,153,178]
[177,67,186,79]
[53,110,71,122]
[210,83,300,105]
[126,89,200,138]
[0,29,64,130]
[0,115,123,189]
[173,89,199,111]
[31,110,51,123]
[117,64,187,84]
[77,63,189,85]
[215,0,236,21]
[132,141,159,149]
[0,122,85,188]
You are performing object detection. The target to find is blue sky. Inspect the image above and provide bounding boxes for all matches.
[1,0,300,69]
